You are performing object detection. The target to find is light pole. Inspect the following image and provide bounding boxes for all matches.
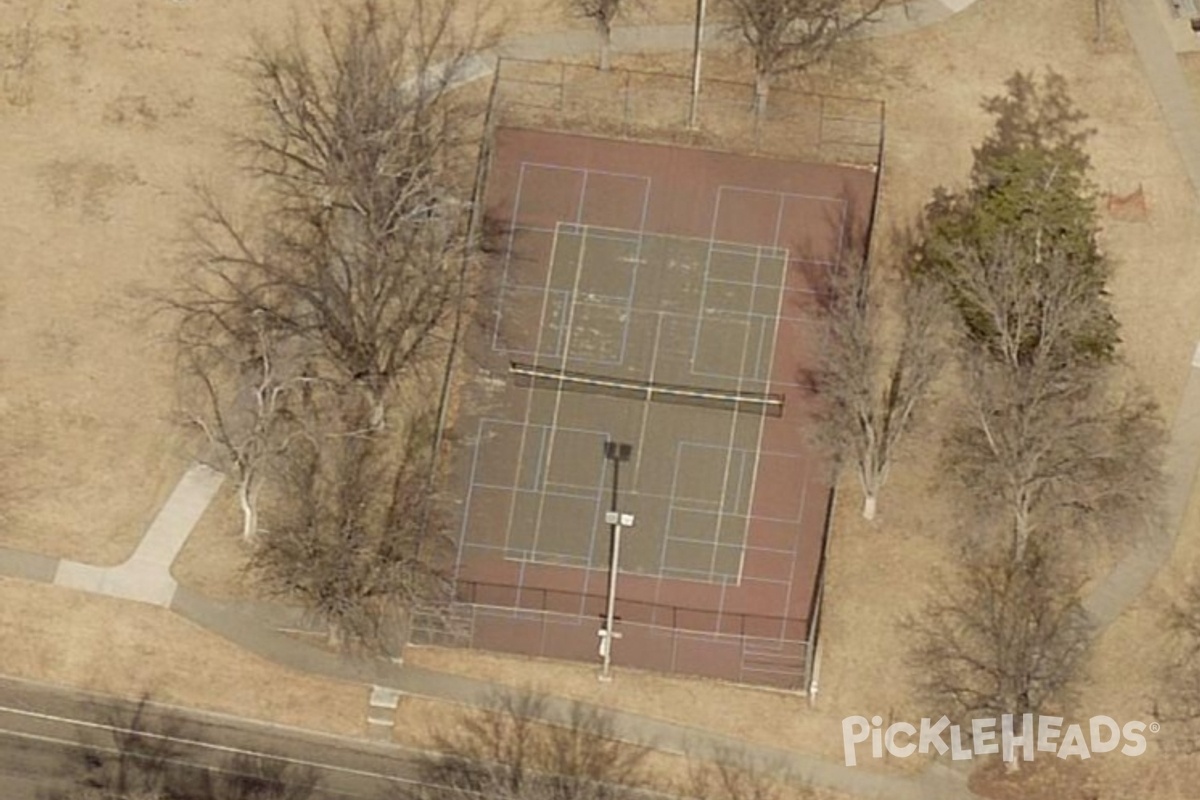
[599,509,634,681]
[599,442,633,682]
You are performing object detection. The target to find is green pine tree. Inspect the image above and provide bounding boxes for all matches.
[915,71,1119,366]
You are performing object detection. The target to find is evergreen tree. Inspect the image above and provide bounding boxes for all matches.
[915,71,1118,366]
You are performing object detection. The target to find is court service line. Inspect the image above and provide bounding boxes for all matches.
[715,183,846,206]
[633,311,666,483]
[516,161,648,184]
[504,222,789,258]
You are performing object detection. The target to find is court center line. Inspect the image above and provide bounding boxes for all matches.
[618,179,653,366]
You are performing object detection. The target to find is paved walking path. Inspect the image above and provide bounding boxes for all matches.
[52,464,225,608]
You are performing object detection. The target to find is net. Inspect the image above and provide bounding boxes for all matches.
[510,362,784,417]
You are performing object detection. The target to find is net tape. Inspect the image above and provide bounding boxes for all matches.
[510,362,784,418]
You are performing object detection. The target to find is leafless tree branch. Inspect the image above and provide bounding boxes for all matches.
[721,0,884,114]
[811,241,946,520]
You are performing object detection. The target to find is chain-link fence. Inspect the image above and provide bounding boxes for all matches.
[491,58,885,169]
[411,581,813,690]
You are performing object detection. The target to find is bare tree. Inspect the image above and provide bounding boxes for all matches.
[947,354,1162,564]
[812,249,945,521]
[908,545,1093,765]
[407,689,651,800]
[184,0,482,431]
[926,235,1113,373]
[682,746,815,800]
[568,0,630,70]
[1155,580,1200,753]
[721,0,884,114]
[933,237,1163,563]
[44,694,320,800]
[249,421,454,656]
[176,304,317,543]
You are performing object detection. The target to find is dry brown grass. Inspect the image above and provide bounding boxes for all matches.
[170,484,262,601]
[1,0,1199,794]
[0,576,368,734]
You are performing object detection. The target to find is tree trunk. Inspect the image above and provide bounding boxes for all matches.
[1094,0,1105,45]
[238,473,260,544]
[862,493,878,521]
[327,623,344,649]
[367,385,387,431]
[1012,502,1030,564]
[754,72,769,117]
[599,26,612,71]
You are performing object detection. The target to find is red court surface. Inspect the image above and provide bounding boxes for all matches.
[438,127,877,689]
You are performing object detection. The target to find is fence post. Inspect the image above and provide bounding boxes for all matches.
[622,70,632,135]
[559,62,567,123]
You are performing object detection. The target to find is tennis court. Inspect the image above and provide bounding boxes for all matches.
[441,128,878,688]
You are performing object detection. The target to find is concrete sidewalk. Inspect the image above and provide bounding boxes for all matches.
[52,464,224,608]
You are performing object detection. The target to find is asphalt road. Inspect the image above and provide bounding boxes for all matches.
[0,675,437,799]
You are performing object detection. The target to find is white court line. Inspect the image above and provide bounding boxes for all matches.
[580,434,612,612]
[632,312,665,488]
[619,182,653,368]
[737,195,805,584]
[454,418,489,575]
[527,222,592,559]
[501,205,569,557]
[575,168,590,224]
[505,223,788,259]
[714,183,846,206]
[515,161,649,183]
[709,240,766,584]
[657,440,687,573]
